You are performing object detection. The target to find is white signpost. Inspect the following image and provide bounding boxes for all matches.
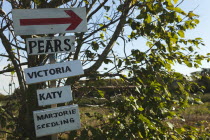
[24,60,84,84]
[37,86,72,106]
[12,8,87,35]
[26,36,75,55]
[33,105,81,137]
[12,7,87,139]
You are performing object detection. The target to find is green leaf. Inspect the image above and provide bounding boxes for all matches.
[104,59,113,64]
[91,41,99,51]
[100,33,105,40]
[83,0,89,4]
[166,122,174,129]
[166,6,174,11]
[146,41,153,48]
[104,16,111,20]
[173,0,178,4]
[34,0,41,5]
[184,60,192,67]
[138,107,144,111]
[176,127,186,133]
[188,11,198,18]
[0,116,6,128]
[165,63,172,71]
[11,71,15,75]
[117,59,122,67]
[145,14,152,23]
[137,10,146,19]
[178,30,185,38]
[97,90,105,97]
[193,19,199,24]
[174,7,185,15]
[138,114,155,130]
[104,6,110,12]
[188,46,193,52]
[189,135,196,140]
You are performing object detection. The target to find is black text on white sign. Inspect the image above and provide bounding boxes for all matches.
[37,86,72,106]
[33,105,81,137]
[24,60,84,84]
[26,36,75,55]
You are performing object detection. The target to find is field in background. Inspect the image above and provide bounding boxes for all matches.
[1,93,210,139]
[77,93,210,136]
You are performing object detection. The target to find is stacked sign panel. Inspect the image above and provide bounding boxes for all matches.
[12,7,87,137]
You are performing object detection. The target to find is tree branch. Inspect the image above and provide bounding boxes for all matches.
[83,17,120,41]
[0,62,28,74]
[86,0,97,15]
[87,0,109,22]
[84,1,132,75]
[48,0,72,8]
[0,30,25,91]
[0,130,13,135]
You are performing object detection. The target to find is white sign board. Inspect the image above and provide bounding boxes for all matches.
[24,60,84,84]
[37,86,72,106]
[12,8,87,35]
[33,105,81,137]
[26,36,75,55]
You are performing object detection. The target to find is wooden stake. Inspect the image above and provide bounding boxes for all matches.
[49,54,58,140]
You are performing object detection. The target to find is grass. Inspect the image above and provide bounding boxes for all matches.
[77,97,210,130]
[169,102,210,136]
[79,106,110,127]
[201,93,210,102]
[1,94,210,139]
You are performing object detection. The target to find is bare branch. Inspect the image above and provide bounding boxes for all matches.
[0,30,25,91]
[87,0,109,22]
[0,130,13,135]
[0,54,9,58]
[86,0,97,15]
[48,0,72,8]
[84,0,132,74]
[0,62,27,74]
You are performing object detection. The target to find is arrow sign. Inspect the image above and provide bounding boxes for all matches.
[12,8,87,35]
[20,10,82,31]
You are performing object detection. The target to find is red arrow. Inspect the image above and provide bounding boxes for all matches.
[20,10,82,30]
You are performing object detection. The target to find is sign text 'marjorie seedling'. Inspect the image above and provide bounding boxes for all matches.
[33,105,81,137]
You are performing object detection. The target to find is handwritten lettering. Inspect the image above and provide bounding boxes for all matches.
[37,109,76,121]
[27,65,72,79]
[37,118,75,130]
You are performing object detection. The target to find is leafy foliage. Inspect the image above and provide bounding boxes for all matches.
[0,0,209,139]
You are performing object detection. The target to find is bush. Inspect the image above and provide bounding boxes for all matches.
[201,93,210,102]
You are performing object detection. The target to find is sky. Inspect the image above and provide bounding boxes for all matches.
[172,0,210,75]
[0,0,210,95]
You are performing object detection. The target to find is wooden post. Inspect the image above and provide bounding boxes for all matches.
[49,53,58,140]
